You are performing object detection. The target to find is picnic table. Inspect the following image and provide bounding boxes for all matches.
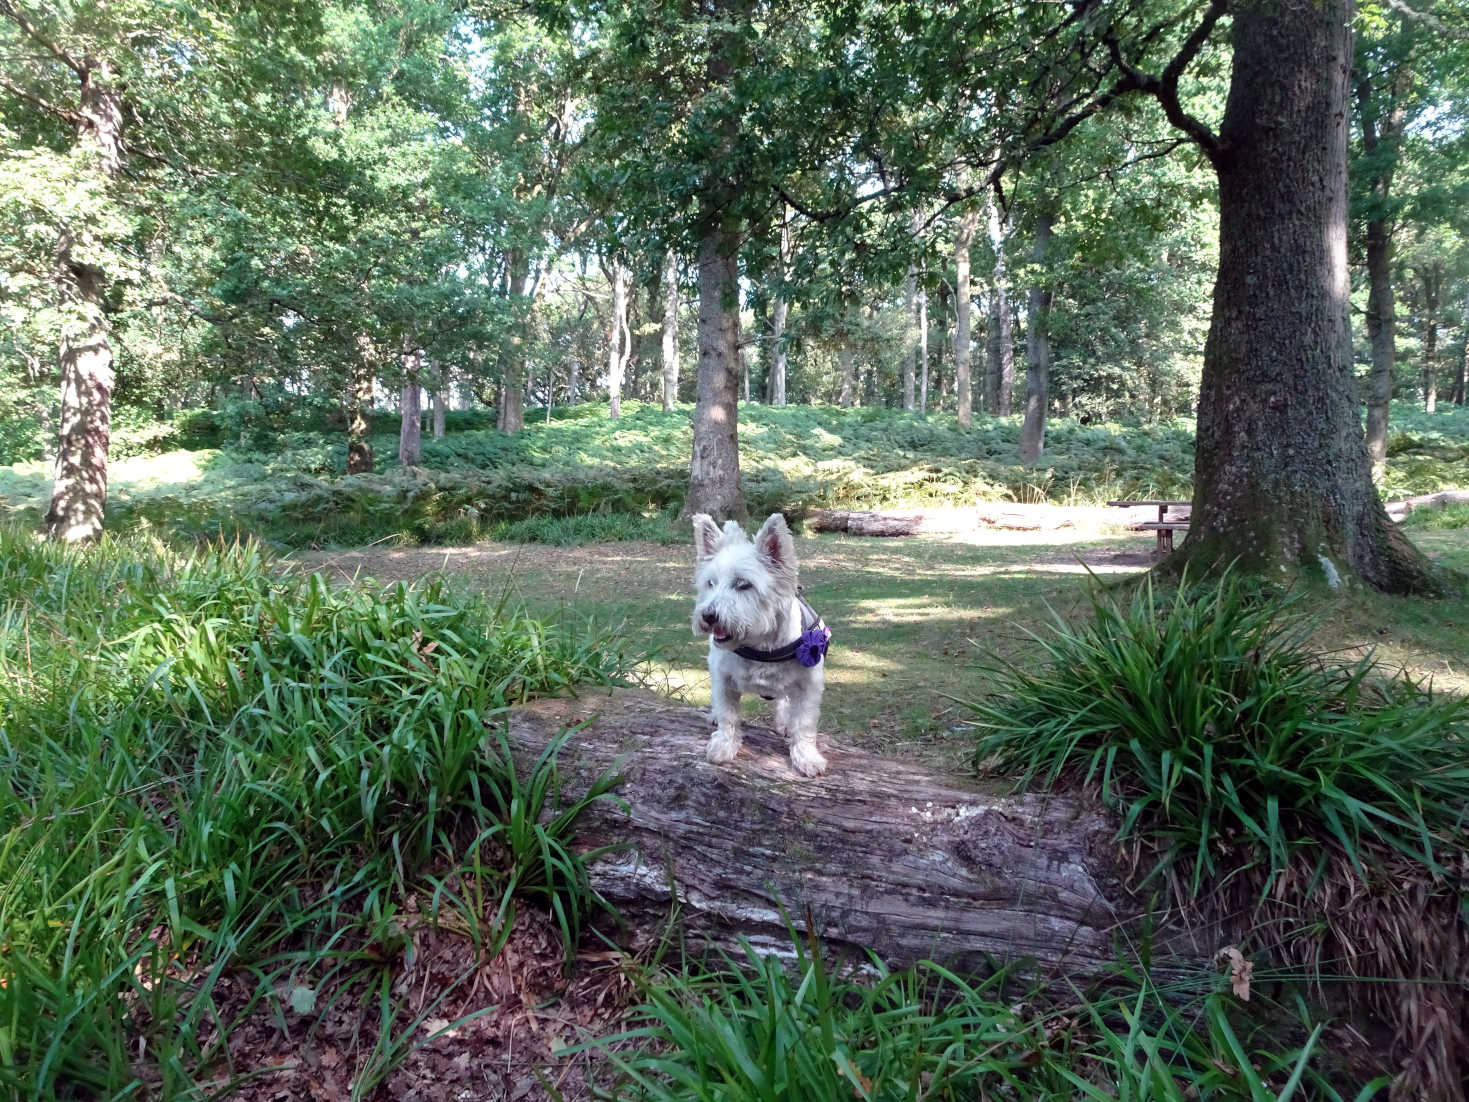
[1106,499,1192,554]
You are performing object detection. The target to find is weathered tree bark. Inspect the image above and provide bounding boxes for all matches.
[497,251,529,434]
[1356,68,1409,471]
[42,58,124,542]
[607,257,632,420]
[1020,205,1055,466]
[953,210,979,427]
[1417,261,1442,414]
[1179,0,1443,594]
[399,348,422,467]
[986,193,1014,417]
[346,342,375,475]
[507,690,1212,981]
[661,249,679,411]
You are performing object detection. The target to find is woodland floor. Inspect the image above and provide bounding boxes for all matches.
[298,514,1469,760]
[255,514,1469,1101]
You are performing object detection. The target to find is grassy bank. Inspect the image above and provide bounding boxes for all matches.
[0,525,630,1096]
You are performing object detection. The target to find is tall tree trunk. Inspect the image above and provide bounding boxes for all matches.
[431,364,446,439]
[768,212,791,407]
[1182,0,1440,594]
[986,192,1014,416]
[837,325,855,408]
[769,294,789,407]
[953,210,979,427]
[686,223,745,518]
[1356,70,1407,471]
[43,59,123,542]
[1456,292,1469,406]
[399,347,422,466]
[1020,205,1055,466]
[1362,220,1395,468]
[497,251,528,434]
[919,263,930,416]
[1418,262,1441,413]
[346,340,375,474]
[662,249,679,410]
[903,263,918,411]
[608,258,631,419]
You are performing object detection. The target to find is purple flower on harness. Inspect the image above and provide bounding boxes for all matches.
[795,625,831,667]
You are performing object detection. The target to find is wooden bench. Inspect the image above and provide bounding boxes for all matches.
[1106,499,1192,554]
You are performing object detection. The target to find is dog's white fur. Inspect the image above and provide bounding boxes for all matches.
[690,512,827,777]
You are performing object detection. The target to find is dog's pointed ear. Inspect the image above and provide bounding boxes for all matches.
[753,512,796,573]
[692,513,722,561]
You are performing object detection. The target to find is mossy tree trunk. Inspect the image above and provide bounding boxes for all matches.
[1178,0,1443,594]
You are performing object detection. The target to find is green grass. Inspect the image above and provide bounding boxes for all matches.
[0,524,631,1096]
[583,927,1363,1101]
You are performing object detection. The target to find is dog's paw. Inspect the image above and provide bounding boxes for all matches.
[789,740,828,777]
[706,728,741,765]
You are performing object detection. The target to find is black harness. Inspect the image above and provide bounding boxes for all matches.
[734,593,831,667]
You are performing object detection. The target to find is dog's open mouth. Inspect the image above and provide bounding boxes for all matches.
[711,631,733,645]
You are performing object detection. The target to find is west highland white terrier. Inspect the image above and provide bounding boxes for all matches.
[691,512,831,777]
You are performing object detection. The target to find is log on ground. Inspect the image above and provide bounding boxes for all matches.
[1385,490,1469,522]
[506,688,1215,982]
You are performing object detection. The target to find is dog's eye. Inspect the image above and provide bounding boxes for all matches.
[734,579,753,591]
[706,579,714,587]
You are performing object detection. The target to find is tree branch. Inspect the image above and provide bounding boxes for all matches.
[0,0,84,77]
[1102,0,1226,163]
[0,69,77,122]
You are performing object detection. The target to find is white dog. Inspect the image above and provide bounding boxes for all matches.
[691,512,830,777]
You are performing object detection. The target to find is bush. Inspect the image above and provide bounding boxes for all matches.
[961,574,1469,1095]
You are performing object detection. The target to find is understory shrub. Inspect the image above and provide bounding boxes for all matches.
[962,575,1469,1096]
[0,524,630,1096]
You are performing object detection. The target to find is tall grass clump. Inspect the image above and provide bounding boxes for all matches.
[0,524,629,1097]
[962,574,1469,1096]
[584,926,1353,1101]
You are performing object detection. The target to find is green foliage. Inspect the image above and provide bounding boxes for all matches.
[0,402,1199,546]
[0,523,629,1095]
[963,574,1469,895]
[586,928,1354,1102]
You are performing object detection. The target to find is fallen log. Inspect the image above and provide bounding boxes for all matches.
[1385,490,1469,522]
[804,509,925,536]
[506,689,1216,983]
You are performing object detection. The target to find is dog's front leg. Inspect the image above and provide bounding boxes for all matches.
[785,678,828,777]
[706,669,744,764]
